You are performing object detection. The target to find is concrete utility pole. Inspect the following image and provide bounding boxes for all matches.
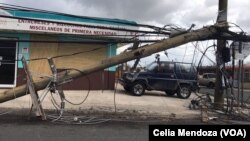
[0,25,221,103]
[214,0,228,109]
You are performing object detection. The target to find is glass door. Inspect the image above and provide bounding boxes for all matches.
[0,40,17,87]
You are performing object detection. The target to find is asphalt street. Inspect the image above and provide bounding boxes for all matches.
[0,115,207,141]
[199,87,250,103]
[0,120,148,141]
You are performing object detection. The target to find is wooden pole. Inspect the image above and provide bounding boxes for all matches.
[214,0,228,109]
[22,57,46,120]
[0,25,220,103]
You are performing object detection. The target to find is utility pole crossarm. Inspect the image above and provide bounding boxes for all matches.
[0,24,222,103]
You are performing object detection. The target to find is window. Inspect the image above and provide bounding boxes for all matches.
[162,62,174,73]
[207,74,216,78]
[203,74,207,78]
[146,62,174,73]
[146,62,158,72]
[179,64,192,73]
[0,40,17,87]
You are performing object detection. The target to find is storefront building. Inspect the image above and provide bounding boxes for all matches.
[0,8,138,90]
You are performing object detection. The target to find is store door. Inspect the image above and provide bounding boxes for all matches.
[0,40,17,87]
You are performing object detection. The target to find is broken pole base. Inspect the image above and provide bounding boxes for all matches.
[22,57,46,120]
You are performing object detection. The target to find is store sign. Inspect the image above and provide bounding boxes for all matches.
[22,47,29,54]
[0,17,137,37]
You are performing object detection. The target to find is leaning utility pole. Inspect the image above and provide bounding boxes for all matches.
[214,0,228,109]
[0,25,222,103]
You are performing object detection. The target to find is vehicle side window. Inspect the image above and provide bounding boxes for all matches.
[203,74,207,78]
[156,62,174,73]
[179,64,192,73]
[157,63,164,73]
[163,63,174,73]
[147,62,159,72]
[207,74,216,78]
[153,65,159,73]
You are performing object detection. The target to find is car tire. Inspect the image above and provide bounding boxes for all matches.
[123,86,131,92]
[177,85,191,99]
[165,90,176,96]
[131,82,145,96]
[207,82,215,88]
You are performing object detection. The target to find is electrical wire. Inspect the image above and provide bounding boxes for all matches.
[0,39,163,44]
[196,44,216,73]
[62,69,91,105]
[52,47,104,59]
[228,22,245,33]
[48,88,65,122]
[38,81,52,103]
[2,46,104,62]
[50,91,60,111]
[0,3,172,35]
[46,114,175,125]
[167,52,193,57]
[0,13,169,36]
[47,114,111,124]
[182,44,188,63]
[197,46,216,65]
[191,42,198,65]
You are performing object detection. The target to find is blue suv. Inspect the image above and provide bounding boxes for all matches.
[118,61,198,99]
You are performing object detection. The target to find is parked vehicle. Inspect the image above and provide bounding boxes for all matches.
[198,73,216,88]
[118,61,198,99]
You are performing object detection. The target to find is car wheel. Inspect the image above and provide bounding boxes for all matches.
[123,86,131,92]
[177,85,191,99]
[165,90,176,96]
[131,82,145,96]
[207,82,215,88]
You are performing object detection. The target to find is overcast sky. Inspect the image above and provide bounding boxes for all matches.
[1,0,249,66]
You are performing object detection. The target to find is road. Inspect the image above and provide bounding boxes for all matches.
[0,121,147,141]
[0,119,147,141]
[199,86,250,103]
[0,114,208,141]
[1,113,248,141]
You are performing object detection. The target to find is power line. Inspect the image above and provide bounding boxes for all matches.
[62,68,91,106]
[0,3,174,34]
[1,46,105,62]
[0,39,162,44]
[0,14,166,35]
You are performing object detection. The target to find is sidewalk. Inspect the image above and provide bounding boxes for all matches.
[0,85,200,120]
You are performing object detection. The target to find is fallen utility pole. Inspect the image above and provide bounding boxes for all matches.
[0,24,223,103]
[214,0,228,109]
